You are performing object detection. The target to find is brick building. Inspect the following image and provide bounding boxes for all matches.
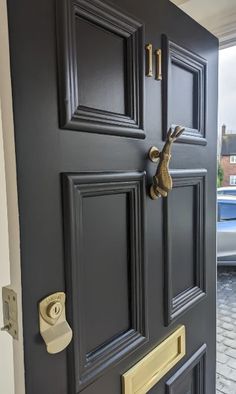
[220,125,236,186]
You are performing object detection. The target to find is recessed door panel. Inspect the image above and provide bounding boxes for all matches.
[76,17,126,115]
[162,35,207,145]
[62,172,147,391]
[57,0,145,137]
[164,170,206,325]
[166,344,206,394]
[171,185,195,297]
[83,193,130,353]
[171,64,195,130]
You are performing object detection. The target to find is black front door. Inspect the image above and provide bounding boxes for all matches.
[7,0,218,392]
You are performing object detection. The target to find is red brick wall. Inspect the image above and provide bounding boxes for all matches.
[221,156,236,186]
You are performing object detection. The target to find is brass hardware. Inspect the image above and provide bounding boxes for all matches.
[1,287,18,339]
[149,126,185,199]
[39,292,72,354]
[122,325,186,394]
[148,146,160,163]
[47,301,63,319]
[145,43,153,77]
[155,49,162,80]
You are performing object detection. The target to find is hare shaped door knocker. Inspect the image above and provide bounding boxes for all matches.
[149,126,185,199]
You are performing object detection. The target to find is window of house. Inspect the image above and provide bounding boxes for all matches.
[230,175,236,185]
[230,155,236,163]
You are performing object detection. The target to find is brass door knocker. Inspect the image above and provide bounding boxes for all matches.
[149,126,185,199]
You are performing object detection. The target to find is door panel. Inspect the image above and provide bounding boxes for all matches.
[57,0,145,137]
[162,35,207,145]
[149,345,206,394]
[165,344,206,394]
[63,172,147,391]
[7,0,218,393]
[164,170,206,325]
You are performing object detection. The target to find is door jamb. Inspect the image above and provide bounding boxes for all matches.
[0,0,25,393]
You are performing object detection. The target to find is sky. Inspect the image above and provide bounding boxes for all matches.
[219,46,236,133]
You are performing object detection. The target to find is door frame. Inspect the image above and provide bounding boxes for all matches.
[0,0,25,393]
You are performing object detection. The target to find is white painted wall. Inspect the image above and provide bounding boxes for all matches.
[0,0,25,393]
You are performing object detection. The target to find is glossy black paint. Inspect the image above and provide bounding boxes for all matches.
[7,0,218,393]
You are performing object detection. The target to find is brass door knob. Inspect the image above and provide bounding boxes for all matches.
[149,126,185,199]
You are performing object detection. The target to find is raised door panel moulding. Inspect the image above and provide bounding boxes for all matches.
[162,35,207,145]
[56,0,145,138]
[163,169,207,326]
[166,344,206,394]
[62,171,148,392]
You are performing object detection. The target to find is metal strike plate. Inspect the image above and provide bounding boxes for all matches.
[1,287,18,339]
[39,292,72,354]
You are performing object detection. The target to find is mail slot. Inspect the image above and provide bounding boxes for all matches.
[122,325,186,394]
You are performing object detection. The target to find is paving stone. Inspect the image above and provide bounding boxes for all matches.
[216,375,235,394]
[228,359,236,370]
[218,343,228,353]
[221,316,233,323]
[217,334,225,343]
[217,326,224,335]
[224,339,236,350]
[221,322,234,331]
[216,364,233,377]
[220,309,231,316]
[217,352,229,364]
[219,304,230,310]
[225,348,236,358]
[217,268,236,393]
[224,331,236,340]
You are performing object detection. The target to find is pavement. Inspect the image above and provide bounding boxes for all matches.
[217,267,236,394]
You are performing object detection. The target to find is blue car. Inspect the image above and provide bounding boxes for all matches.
[217,195,236,265]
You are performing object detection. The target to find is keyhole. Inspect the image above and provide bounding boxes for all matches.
[54,305,60,315]
[55,306,59,315]
[47,301,63,319]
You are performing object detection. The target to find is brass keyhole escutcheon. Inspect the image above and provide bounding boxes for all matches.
[39,292,73,354]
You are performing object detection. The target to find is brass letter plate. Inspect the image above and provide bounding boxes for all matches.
[122,325,186,394]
